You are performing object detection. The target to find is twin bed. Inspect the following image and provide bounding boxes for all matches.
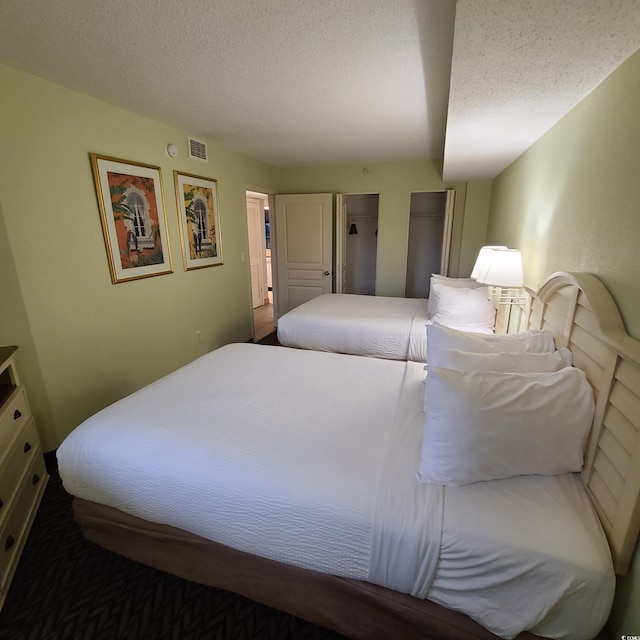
[57,272,640,640]
[277,275,495,361]
[276,294,431,361]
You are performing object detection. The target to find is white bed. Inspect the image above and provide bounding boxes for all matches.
[276,293,431,361]
[58,344,613,638]
[277,278,495,362]
[56,272,640,640]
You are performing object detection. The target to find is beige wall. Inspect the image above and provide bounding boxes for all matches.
[276,163,485,294]
[487,48,640,637]
[0,64,278,450]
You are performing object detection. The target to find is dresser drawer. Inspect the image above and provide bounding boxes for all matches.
[0,417,40,530]
[0,388,29,454]
[0,453,47,589]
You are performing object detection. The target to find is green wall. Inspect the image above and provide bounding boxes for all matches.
[457,180,493,277]
[0,202,55,438]
[0,64,491,452]
[0,64,278,450]
[276,164,488,294]
[487,48,640,637]
[488,52,640,336]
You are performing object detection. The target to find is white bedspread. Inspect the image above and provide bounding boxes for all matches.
[429,474,614,640]
[277,294,429,362]
[57,344,442,593]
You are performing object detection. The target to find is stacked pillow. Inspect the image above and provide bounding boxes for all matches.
[426,322,556,359]
[428,347,572,373]
[427,275,495,334]
[429,274,481,290]
[419,324,594,486]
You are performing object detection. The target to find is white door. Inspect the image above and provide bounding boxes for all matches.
[246,197,264,309]
[274,193,333,316]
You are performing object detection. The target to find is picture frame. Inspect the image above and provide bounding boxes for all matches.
[174,171,223,270]
[89,153,173,284]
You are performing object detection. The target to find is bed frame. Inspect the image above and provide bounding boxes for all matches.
[72,272,638,639]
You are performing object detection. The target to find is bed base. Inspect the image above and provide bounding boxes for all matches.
[73,498,544,640]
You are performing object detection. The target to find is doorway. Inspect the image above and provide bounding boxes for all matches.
[405,190,453,298]
[344,193,379,295]
[246,190,274,341]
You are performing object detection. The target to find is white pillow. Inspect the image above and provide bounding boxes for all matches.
[428,283,495,332]
[427,276,485,318]
[427,323,555,361]
[423,348,572,411]
[430,275,484,289]
[429,347,572,372]
[418,367,594,486]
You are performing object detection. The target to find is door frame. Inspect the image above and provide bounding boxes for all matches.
[441,189,455,276]
[335,192,381,295]
[245,187,275,339]
[246,195,266,308]
[335,194,345,293]
[267,193,278,321]
[403,188,456,297]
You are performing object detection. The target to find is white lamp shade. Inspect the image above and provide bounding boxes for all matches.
[470,245,508,279]
[475,248,524,287]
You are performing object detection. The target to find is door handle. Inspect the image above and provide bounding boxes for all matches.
[323,271,330,276]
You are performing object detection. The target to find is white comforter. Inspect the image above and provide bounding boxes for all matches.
[58,343,442,594]
[277,294,429,361]
[57,343,614,640]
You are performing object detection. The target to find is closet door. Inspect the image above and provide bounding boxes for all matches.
[405,191,450,299]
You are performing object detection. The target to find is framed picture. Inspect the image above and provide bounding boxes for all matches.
[174,171,223,270]
[89,153,172,284]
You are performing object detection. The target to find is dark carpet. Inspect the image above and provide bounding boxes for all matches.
[256,331,280,346]
[0,456,346,640]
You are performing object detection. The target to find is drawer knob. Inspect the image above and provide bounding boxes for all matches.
[5,535,15,552]
[32,474,40,486]
[23,442,32,454]
[14,409,22,420]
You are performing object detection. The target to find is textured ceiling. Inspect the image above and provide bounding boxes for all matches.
[444,0,640,180]
[0,0,639,178]
[0,0,455,168]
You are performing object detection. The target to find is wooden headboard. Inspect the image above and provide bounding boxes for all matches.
[527,271,640,575]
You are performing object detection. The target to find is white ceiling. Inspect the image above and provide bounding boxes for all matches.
[1,0,639,179]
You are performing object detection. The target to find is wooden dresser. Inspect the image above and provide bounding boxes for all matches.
[0,346,48,609]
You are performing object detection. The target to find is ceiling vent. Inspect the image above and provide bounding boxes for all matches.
[187,136,208,162]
